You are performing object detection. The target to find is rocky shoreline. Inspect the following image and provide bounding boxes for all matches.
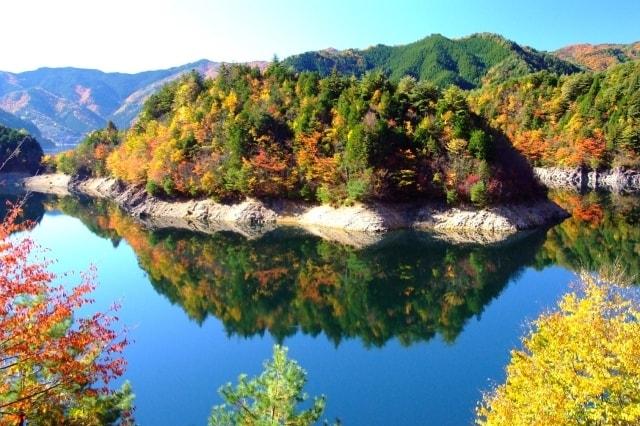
[534,167,640,193]
[1,173,569,246]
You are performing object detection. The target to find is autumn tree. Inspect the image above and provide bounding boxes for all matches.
[0,205,132,425]
[477,272,640,425]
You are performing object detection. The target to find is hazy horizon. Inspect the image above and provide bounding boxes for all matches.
[2,0,639,74]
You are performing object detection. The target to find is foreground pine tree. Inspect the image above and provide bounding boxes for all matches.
[209,345,326,426]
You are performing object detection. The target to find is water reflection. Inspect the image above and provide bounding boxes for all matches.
[14,195,546,346]
[538,191,640,282]
[7,191,640,347]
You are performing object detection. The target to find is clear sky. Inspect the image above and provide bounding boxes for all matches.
[2,0,639,73]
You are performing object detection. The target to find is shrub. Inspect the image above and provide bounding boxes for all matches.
[145,180,161,196]
[346,176,370,202]
[446,188,458,205]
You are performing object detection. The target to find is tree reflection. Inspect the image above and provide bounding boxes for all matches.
[537,191,640,282]
[22,196,552,347]
[14,192,638,347]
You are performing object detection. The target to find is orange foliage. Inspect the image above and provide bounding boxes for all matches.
[295,132,338,187]
[573,203,604,227]
[93,143,110,161]
[512,130,550,164]
[245,146,297,198]
[0,206,127,423]
[252,267,289,287]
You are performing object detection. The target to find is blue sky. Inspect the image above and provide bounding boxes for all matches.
[2,0,639,73]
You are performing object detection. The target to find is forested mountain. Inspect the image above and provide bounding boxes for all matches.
[554,41,640,71]
[468,61,640,168]
[0,124,43,173]
[3,32,636,159]
[0,60,267,148]
[54,64,545,206]
[283,33,580,89]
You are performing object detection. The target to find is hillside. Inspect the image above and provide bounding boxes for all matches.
[0,109,55,151]
[468,61,640,168]
[554,42,640,71]
[55,65,545,207]
[0,124,43,174]
[0,60,267,149]
[284,33,580,88]
[2,33,633,153]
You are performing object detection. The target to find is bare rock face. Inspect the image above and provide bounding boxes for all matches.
[69,177,278,228]
[296,203,409,233]
[16,174,570,246]
[534,167,640,193]
[415,200,569,237]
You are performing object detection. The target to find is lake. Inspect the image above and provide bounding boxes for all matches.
[1,190,638,425]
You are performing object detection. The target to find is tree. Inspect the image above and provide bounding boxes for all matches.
[209,345,326,426]
[468,129,491,160]
[0,205,132,425]
[477,272,640,425]
[470,181,488,206]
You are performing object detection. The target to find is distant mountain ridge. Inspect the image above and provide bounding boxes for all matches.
[0,109,55,151]
[283,33,581,88]
[0,60,267,149]
[554,41,640,71]
[1,32,637,150]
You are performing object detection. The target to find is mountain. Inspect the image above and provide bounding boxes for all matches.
[554,41,640,71]
[1,32,629,151]
[283,33,580,88]
[0,109,56,151]
[0,60,268,149]
[0,124,44,174]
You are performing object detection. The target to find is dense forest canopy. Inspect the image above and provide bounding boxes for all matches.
[0,124,43,173]
[469,61,640,168]
[57,63,544,206]
[283,33,580,89]
[554,41,640,71]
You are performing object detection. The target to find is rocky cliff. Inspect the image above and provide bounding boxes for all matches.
[534,167,640,193]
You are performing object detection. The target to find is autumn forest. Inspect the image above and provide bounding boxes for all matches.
[1,19,640,426]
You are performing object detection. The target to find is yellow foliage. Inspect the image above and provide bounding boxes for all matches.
[223,90,238,113]
[477,273,640,426]
[441,110,455,125]
[446,138,468,155]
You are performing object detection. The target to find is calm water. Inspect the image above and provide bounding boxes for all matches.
[2,191,639,425]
